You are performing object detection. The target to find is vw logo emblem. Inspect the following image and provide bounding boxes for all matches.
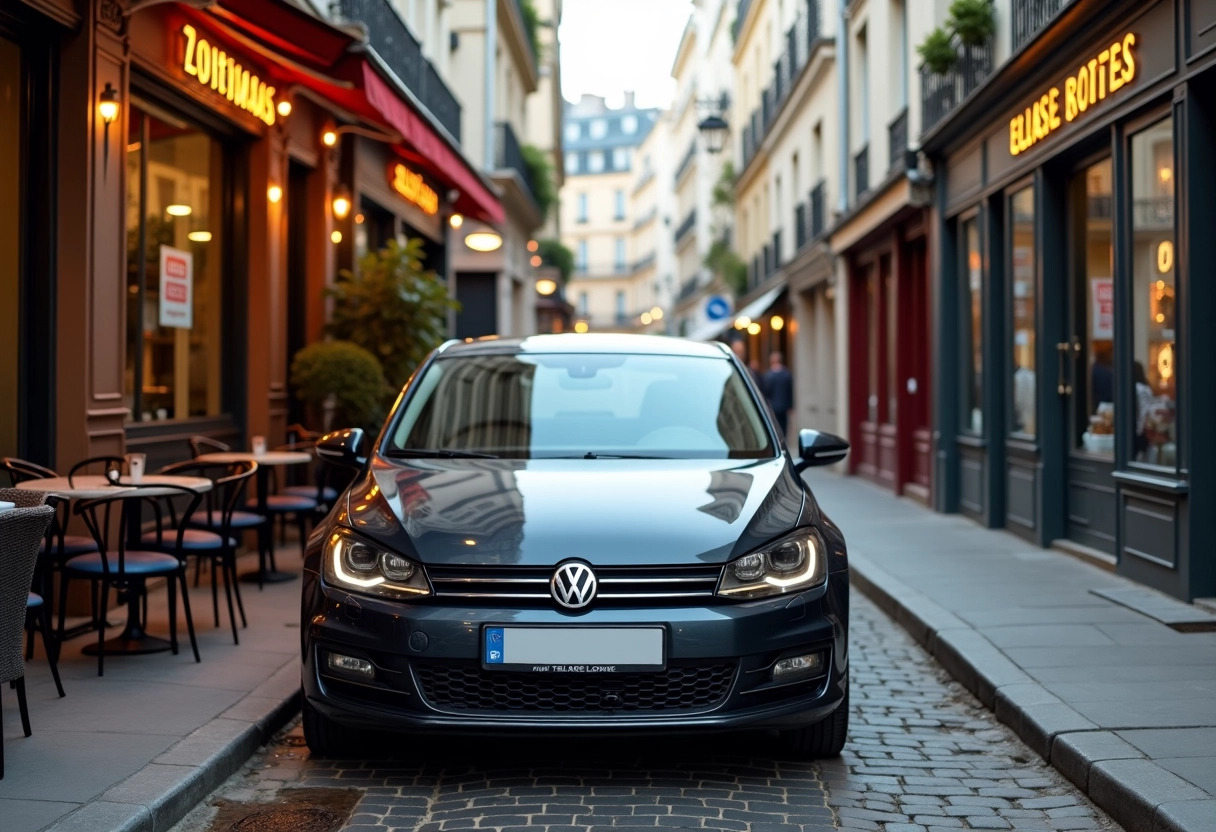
[550,561,597,609]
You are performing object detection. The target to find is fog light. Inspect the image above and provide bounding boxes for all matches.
[772,652,823,681]
[326,652,374,678]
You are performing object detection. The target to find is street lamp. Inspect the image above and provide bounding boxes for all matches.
[697,114,729,154]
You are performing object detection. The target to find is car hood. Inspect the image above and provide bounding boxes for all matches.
[341,456,806,567]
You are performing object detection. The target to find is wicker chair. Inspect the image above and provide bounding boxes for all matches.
[0,503,56,779]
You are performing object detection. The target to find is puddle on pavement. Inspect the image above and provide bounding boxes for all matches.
[202,788,361,832]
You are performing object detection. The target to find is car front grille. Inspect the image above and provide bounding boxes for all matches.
[413,661,737,713]
[426,563,722,607]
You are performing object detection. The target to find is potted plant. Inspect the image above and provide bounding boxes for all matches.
[918,27,958,75]
[325,237,460,392]
[947,0,995,47]
[289,340,390,435]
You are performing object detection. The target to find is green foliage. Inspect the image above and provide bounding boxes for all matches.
[290,341,389,434]
[704,238,748,297]
[537,238,574,283]
[712,161,737,208]
[522,143,558,221]
[947,0,996,46]
[918,27,958,75]
[325,237,460,392]
[520,0,543,63]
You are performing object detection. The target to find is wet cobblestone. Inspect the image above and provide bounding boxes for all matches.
[171,592,1121,831]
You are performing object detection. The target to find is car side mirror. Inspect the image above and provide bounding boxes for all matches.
[795,429,849,472]
[315,428,368,471]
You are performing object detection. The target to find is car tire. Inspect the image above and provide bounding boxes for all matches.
[782,687,849,758]
[302,695,366,758]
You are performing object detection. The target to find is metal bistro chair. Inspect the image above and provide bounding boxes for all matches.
[152,460,256,644]
[66,455,126,486]
[0,489,66,699]
[66,484,203,676]
[0,503,56,779]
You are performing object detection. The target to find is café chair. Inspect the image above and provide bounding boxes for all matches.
[152,460,256,644]
[0,503,56,779]
[66,484,203,676]
[67,455,126,487]
[188,435,231,458]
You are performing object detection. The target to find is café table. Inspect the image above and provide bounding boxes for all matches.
[16,474,213,655]
[193,450,313,584]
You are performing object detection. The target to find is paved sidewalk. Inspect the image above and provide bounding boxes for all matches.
[805,470,1216,832]
[1,545,304,832]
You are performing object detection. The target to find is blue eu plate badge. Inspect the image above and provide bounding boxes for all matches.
[485,626,505,664]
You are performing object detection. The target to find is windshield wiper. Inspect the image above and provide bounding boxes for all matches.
[575,452,673,459]
[385,448,501,459]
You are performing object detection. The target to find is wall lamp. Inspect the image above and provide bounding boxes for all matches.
[321,123,399,150]
[99,82,120,176]
[332,185,352,220]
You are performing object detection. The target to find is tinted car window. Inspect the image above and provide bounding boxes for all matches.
[389,353,774,459]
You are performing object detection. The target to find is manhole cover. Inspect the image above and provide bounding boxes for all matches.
[229,807,342,832]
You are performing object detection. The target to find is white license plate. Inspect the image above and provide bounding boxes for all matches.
[482,626,666,672]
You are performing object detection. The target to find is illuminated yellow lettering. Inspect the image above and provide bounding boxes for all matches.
[183,24,198,76]
[1109,43,1124,93]
[1048,87,1061,129]
[263,86,276,125]
[196,38,211,85]
[1010,116,1021,155]
[1123,33,1136,85]
[234,69,249,109]
[226,58,236,100]
[210,46,220,89]
[1065,75,1078,121]
[1076,67,1088,113]
[1097,50,1109,99]
[1087,60,1098,105]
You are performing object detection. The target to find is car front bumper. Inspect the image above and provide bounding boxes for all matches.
[301,568,848,735]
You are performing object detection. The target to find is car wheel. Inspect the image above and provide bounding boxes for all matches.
[302,695,366,758]
[782,687,849,758]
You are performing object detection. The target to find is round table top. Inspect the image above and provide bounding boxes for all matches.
[15,474,214,499]
[194,450,313,466]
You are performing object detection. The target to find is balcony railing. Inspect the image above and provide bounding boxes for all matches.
[674,138,697,185]
[633,207,657,230]
[810,181,825,239]
[674,209,697,245]
[494,122,539,210]
[739,0,823,172]
[677,275,702,302]
[920,38,994,134]
[794,203,807,251]
[1013,0,1074,53]
[632,252,656,273]
[889,108,908,172]
[1134,197,1174,228]
[853,145,870,199]
[336,0,462,142]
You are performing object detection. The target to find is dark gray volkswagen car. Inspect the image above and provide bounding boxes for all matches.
[302,334,850,757]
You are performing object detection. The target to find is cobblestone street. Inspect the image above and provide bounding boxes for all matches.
[171,592,1122,832]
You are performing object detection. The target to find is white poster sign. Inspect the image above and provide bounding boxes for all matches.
[159,246,193,329]
[1091,277,1113,340]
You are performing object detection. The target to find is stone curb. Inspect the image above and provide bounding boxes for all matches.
[41,658,302,832]
[849,551,1216,832]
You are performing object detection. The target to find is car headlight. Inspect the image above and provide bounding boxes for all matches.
[323,528,430,600]
[717,528,827,600]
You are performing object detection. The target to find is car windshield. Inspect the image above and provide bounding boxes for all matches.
[388,352,775,459]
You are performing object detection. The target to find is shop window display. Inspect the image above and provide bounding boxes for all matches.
[1129,117,1177,468]
[1009,187,1036,437]
[961,218,983,434]
[1078,159,1114,456]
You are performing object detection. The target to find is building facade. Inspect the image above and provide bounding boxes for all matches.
[920,0,1216,601]
[0,0,501,471]
[562,93,659,330]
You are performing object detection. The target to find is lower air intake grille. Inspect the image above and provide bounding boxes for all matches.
[413,661,736,713]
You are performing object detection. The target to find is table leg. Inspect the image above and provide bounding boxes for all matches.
[239,466,297,585]
[82,579,173,655]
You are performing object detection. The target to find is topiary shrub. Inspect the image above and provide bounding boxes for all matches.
[290,340,390,435]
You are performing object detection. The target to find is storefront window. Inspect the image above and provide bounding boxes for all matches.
[0,36,19,456]
[961,218,983,434]
[1130,117,1177,468]
[1076,159,1114,457]
[125,101,226,423]
[1010,187,1035,437]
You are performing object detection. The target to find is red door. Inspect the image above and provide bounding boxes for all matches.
[899,236,933,502]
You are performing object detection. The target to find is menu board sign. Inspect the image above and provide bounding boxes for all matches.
[159,246,194,329]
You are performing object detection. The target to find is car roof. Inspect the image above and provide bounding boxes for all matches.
[436,333,733,359]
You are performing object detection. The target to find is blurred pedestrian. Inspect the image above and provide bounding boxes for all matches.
[730,339,761,385]
[763,351,793,436]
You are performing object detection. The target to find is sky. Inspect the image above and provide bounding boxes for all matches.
[558,0,695,110]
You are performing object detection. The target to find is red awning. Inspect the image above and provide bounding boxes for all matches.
[211,0,354,69]
[358,63,504,226]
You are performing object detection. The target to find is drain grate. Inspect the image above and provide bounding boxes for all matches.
[229,807,342,832]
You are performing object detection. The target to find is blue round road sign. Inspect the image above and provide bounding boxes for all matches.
[705,295,730,320]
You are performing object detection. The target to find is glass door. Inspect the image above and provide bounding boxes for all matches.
[1063,157,1116,552]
